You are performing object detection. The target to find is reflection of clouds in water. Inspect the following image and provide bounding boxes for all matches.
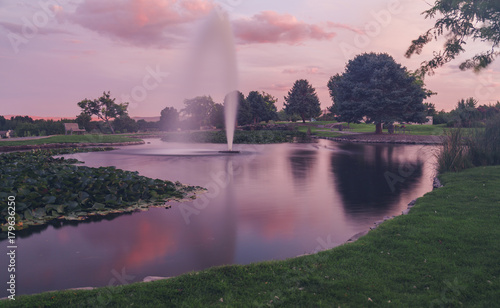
[6,139,437,297]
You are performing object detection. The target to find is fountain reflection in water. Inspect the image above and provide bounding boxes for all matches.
[183,9,238,152]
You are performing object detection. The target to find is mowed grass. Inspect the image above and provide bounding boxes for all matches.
[6,166,500,307]
[296,122,451,137]
[0,135,139,146]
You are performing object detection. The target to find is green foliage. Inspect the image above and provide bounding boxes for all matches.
[181,96,215,128]
[159,106,179,131]
[438,115,500,172]
[137,119,160,132]
[467,114,500,166]
[247,91,278,123]
[284,79,322,123]
[277,109,302,122]
[436,129,473,173]
[76,112,92,131]
[423,102,437,116]
[161,130,309,144]
[406,0,500,76]
[209,103,225,129]
[328,53,429,133]
[77,91,128,134]
[113,116,138,133]
[0,115,7,130]
[0,148,202,231]
[234,91,253,126]
[0,116,69,137]
[439,97,498,128]
[0,134,139,146]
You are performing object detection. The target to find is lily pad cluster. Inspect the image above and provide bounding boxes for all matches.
[0,148,204,231]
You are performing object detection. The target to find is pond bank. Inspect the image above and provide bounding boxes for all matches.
[0,140,144,152]
[315,133,444,144]
[6,166,499,306]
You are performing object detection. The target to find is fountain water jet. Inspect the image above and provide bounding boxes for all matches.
[183,9,239,153]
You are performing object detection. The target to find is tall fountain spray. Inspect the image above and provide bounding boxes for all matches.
[184,9,239,152]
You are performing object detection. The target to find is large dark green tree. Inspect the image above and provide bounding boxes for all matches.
[77,91,128,134]
[181,96,215,128]
[159,106,179,131]
[284,79,322,123]
[75,112,92,131]
[328,53,429,134]
[261,92,279,122]
[113,116,138,133]
[209,103,225,129]
[406,0,500,76]
[247,91,278,123]
[233,91,253,126]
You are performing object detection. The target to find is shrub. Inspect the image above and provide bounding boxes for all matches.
[436,128,473,173]
[437,114,500,172]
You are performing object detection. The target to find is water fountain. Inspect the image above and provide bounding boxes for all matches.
[183,9,240,154]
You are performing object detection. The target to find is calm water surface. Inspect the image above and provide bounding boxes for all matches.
[1,139,437,296]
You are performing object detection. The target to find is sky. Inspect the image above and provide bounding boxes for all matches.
[0,0,499,118]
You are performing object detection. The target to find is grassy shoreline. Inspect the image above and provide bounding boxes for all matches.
[0,135,141,146]
[5,165,500,306]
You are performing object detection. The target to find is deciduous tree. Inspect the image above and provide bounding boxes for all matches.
[181,96,214,128]
[328,53,429,134]
[406,0,500,76]
[77,91,128,134]
[160,107,179,131]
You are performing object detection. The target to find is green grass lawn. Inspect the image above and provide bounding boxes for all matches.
[6,165,500,307]
[296,122,452,138]
[0,135,140,146]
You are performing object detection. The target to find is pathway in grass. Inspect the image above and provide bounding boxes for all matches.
[4,166,500,307]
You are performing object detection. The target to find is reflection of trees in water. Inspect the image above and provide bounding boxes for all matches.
[330,143,424,220]
[0,211,131,242]
[288,150,317,184]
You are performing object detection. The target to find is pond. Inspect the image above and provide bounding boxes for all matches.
[1,138,438,297]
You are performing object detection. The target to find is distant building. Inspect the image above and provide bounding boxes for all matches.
[0,130,13,138]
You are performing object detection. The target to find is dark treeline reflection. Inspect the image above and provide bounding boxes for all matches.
[288,149,317,184]
[330,143,424,220]
[0,211,131,242]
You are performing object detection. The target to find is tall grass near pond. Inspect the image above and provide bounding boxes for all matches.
[437,115,500,172]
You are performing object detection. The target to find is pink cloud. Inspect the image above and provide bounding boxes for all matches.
[325,21,364,34]
[305,66,320,74]
[282,66,322,75]
[233,11,336,45]
[64,0,213,48]
[282,68,300,74]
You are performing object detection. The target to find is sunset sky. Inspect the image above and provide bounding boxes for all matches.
[1,0,499,118]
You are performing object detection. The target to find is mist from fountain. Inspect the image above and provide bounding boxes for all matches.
[183,9,238,152]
